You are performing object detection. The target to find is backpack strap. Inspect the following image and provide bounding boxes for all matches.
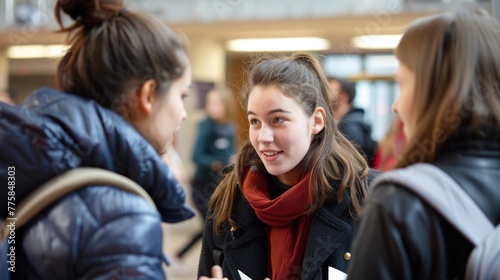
[212,223,226,266]
[370,163,494,246]
[466,223,500,279]
[0,167,155,241]
[366,168,382,188]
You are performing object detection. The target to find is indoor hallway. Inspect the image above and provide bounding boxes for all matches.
[162,183,204,280]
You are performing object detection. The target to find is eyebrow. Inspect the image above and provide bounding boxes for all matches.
[247,108,292,116]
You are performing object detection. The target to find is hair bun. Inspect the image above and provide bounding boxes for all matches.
[57,0,125,26]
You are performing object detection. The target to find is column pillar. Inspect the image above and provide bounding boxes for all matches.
[0,49,9,91]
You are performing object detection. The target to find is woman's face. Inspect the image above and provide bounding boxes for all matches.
[247,85,316,186]
[148,65,192,154]
[206,90,226,122]
[393,62,416,139]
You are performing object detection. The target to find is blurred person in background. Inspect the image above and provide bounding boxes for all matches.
[328,77,377,167]
[162,132,191,189]
[0,0,195,278]
[373,115,406,171]
[176,86,236,260]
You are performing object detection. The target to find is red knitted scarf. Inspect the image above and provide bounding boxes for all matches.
[242,167,312,279]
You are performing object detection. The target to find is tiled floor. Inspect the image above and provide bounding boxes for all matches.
[160,171,205,280]
[160,160,206,280]
[162,216,203,280]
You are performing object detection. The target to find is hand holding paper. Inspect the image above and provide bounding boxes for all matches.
[198,265,227,280]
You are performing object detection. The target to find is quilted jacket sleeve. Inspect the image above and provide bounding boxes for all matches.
[20,186,168,280]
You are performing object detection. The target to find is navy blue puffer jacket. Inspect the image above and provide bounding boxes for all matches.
[0,88,195,279]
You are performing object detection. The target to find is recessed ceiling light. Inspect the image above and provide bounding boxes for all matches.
[7,44,69,59]
[351,35,402,50]
[226,37,330,52]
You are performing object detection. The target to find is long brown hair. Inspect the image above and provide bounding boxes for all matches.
[54,0,188,115]
[395,9,500,168]
[209,52,369,231]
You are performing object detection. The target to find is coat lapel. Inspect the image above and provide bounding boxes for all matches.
[301,200,352,280]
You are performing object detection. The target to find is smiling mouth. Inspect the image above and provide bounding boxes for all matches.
[262,151,281,156]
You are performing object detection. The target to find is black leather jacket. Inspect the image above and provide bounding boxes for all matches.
[347,129,500,280]
[338,108,377,166]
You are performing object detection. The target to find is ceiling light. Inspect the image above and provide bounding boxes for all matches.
[7,44,69,59]
[226,37,330,52]
[351,34,402,50]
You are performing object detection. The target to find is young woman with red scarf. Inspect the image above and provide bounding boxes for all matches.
[198,53,377,280]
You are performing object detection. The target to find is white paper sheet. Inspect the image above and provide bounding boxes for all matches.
[328,266,347,280]
[236,266,347,279]
[238,270,253,280]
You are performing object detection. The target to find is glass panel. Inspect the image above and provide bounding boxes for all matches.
[354,80,397,141]
[323,55,362,78]
[365,54,398,76]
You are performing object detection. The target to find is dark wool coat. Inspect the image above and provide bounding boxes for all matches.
[198,186,359,280]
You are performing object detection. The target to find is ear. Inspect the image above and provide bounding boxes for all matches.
[136,79,157,116]
[312,106,326,134]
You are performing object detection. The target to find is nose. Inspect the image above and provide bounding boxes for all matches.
[258,125,273,143]
[181,105,188,122]
[392,97,399,114]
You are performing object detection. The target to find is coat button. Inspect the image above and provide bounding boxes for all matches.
[344,252,351,260]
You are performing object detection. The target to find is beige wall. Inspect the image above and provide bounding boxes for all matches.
[176,37,227,177]
[0,50,8,92]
